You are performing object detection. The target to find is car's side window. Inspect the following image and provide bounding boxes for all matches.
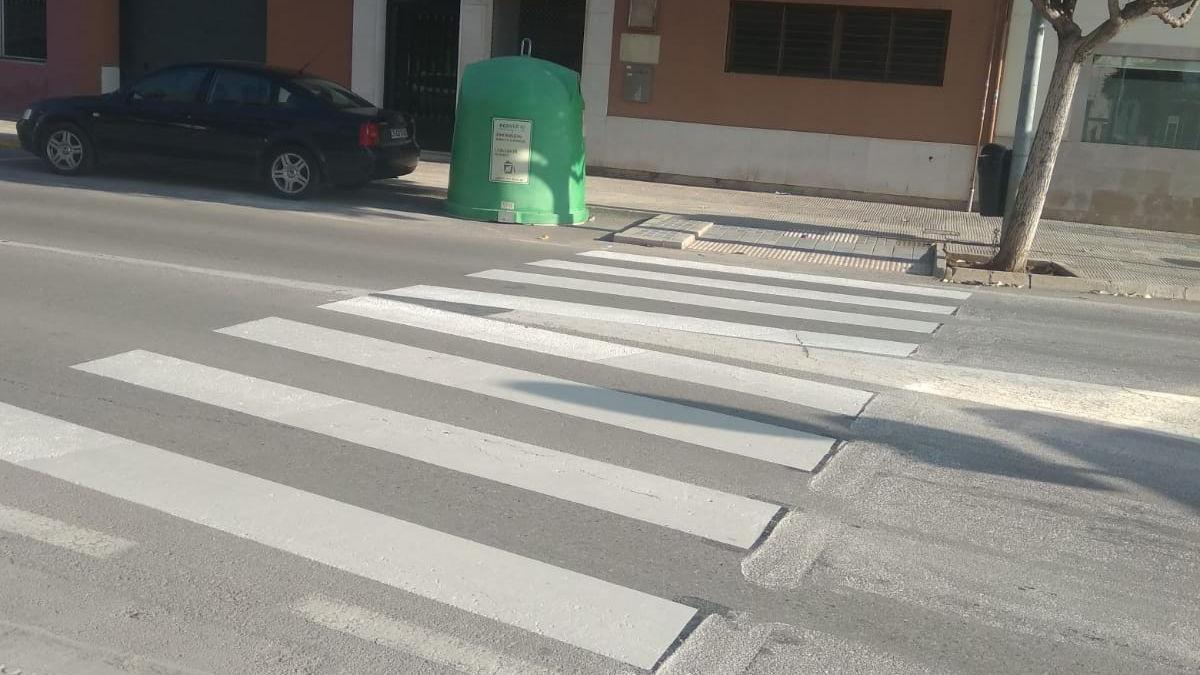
[130,67,211,104]
[274,85,316,111]
[276,87,294,106]
[207,70,273,107]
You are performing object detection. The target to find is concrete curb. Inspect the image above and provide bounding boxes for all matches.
[941,262,1199,302]
[613,214,713,249]
[932,243,948,278]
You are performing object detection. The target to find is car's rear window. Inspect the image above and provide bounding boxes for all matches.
[290,77,372,109]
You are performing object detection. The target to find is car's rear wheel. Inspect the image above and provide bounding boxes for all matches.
[42,124,94,176]
[266,147,319,199]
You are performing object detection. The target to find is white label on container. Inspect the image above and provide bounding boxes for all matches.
[490,118,533,184]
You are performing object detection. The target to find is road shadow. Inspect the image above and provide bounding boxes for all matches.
[0,154,451,220]
[505,379,856,440]
[0,155,645,234]
[505,379,1200,510]
[962,406,1200,510]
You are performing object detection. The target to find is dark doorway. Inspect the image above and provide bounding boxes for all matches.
[385,0,460,152]
[518,0,586,73]
[120,0,267,85]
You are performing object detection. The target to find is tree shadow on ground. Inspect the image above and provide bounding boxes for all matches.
[506,379,1200,510]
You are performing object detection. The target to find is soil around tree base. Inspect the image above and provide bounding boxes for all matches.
[950,252,1076,277]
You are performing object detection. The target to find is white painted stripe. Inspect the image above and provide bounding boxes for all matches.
[0,504,135,559]
[328,296,643,361]
[470,269,940,334]
[378,286,919,357]
[528,259,957,315]
[293,596,559,675]
[0,402,695,668]
[580,250,972,300]
[505,311,1200,443]
[322,297,873,416]
[217,319,833,472]
[76,348,783,543]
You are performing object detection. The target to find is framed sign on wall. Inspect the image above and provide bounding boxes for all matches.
[628,0,658,30]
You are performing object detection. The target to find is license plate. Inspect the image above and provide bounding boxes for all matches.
[390,128,408,140]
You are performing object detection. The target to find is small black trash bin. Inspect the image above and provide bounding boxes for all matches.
[977,143,1012,217]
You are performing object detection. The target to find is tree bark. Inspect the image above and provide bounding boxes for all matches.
[990,37,1085,272]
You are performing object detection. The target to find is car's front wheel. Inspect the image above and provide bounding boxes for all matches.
[41,124,95,176]
[266,147,319,199]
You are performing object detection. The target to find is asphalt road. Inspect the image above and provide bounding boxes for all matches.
[1,151,1199,675]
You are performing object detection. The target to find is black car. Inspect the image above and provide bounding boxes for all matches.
[16,62,419,199]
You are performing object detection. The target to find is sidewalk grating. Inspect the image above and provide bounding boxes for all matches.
[690,239,931,274]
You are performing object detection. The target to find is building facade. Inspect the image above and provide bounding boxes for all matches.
[996,3,1200,233]
[0,0,118,109]
[594,0,1009,208]
[368,0,1008,207]
[2,1,1196,232]
[0,1,353,114]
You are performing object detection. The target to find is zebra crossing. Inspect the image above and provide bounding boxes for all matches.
[0,250,968,671]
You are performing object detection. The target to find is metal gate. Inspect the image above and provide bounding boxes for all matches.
[385,0,460,152]
[120,0,267,84]
[518,0,586,73]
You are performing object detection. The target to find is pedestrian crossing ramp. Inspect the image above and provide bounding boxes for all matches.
[0,250,969,671]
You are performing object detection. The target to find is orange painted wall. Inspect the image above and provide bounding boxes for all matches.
[0,0,119,113]
[608,0,1008,146]
[266,0,354,86]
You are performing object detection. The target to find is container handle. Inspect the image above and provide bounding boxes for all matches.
[520,38,533,57]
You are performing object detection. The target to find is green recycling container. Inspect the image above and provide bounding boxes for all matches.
[446,56,589,226]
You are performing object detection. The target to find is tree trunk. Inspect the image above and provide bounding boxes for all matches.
[990,37,1085,272]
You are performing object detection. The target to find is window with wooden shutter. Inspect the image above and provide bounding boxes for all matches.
[0,0,47,61]
[888,10,952,85]
[728,1,786,75]
[726,2,951,87]
[780,5,836,77]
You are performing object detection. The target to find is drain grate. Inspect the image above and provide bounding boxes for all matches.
[689,240,929,273]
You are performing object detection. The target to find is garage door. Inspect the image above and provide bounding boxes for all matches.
[121,0,267,84]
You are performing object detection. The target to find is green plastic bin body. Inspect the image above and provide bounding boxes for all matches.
[446,56,589,226]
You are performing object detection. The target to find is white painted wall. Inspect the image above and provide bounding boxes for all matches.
[459,0,494,91]
[600,118,975,203]
[351,0,387,106]
[580,0,616,164]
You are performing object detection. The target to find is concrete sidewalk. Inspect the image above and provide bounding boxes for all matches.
[7,118,1198,296]
[394,161,1200,294]
[0,119,18,149]
[593,175,1200,292]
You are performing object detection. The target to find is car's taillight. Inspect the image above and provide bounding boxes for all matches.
[358,121,380,148]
